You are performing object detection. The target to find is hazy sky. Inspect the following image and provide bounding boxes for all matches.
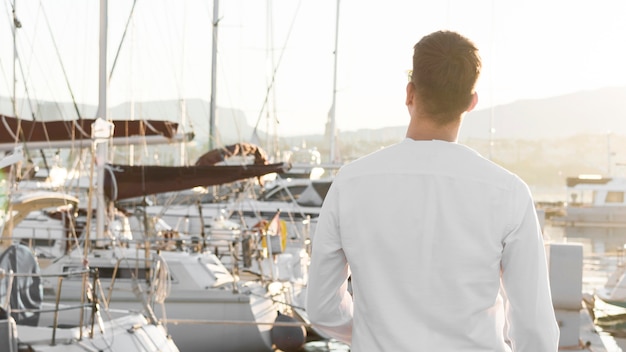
[1,0,625,138]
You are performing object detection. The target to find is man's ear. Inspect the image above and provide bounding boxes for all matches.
[466,92,478,112]
[405,82,415,107]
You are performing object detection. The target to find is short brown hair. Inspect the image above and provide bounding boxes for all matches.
[411,30,481,124]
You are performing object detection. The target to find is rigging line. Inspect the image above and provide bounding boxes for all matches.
[20,4,50,173]
[37,2,87,166]
[6,0,18,113]
[252,0,303,134]
[148,2,186,97]
[14,2,41,115]
[10,9,70,174]
[7,1,41,164]
[21,3,65,126]
[213,53,243,146]
[14,49,44,167]
[109,0,138,82]
[39,2,83,121]
[0,115,19,141]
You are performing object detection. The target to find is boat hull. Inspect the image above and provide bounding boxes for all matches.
[39,249,290,352]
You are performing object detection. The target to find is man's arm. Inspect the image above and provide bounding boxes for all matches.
[305,184,353,344]
[501,181,560,351]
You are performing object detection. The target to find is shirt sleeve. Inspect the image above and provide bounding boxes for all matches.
[305,182,353,344]
[501,180,560,351]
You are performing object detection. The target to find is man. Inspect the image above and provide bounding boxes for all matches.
[305,30,559,351]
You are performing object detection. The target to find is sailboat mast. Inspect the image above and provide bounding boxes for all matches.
[12,0,19,117]
[95,0,108,242]
[209,0,219,150]
[328,0,340,164]
[96,0,108,122]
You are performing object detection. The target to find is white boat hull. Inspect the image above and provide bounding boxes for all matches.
[4,312,178,352]
[40,249,299,352]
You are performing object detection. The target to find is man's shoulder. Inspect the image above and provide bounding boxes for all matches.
[338,142,402,174]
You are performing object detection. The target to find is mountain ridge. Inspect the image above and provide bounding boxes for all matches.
[333,86,626,143]
[2,86,625,143]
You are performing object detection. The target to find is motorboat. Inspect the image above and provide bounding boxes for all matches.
[550,175,626,240]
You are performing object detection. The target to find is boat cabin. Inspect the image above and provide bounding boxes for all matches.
[566,176,626,207]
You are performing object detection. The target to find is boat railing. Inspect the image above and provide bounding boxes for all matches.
[101,253,164,325]
[0,266,106,343]
[105,254,157,301]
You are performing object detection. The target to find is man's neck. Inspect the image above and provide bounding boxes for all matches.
[405,117,460,142]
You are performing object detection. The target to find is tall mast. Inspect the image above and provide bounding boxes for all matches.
[96,0,108,124]
[12,0,19,117]
[95,0,109,243]
[209,0,219,150]
[328,0,340,164]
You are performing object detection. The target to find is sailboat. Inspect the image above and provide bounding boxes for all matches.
[0,152,179,351]
[39,243,308,352]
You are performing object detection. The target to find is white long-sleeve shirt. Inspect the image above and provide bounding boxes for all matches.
[306,139,559,351]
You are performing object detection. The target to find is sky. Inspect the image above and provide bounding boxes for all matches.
[1,0,626,138]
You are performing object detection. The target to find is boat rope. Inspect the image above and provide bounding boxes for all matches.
[0,115,19,142]
[162,317,311,328]
[109,0,138,82]
[247,289,305,312]
[104,164,119,200]
[252,0,303,137]
[3,4,42,167]
[39,4,83,120]
[151,254,171,304]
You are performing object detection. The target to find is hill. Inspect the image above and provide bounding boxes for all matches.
[2,86,625,143]
[461,86,626,140]
[324,86,626,143]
